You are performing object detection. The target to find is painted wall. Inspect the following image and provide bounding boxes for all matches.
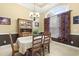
[0,3,31,34]
[0,3,45,34]
[68,3,79,35]
[39,13,45,32]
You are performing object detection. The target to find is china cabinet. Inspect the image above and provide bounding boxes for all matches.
[17,18,32,37]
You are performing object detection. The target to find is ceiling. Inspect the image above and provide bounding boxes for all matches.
[34,3,49,8]
[18,3,59,13]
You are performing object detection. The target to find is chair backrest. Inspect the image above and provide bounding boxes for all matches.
[32,35,42,49]
[43,32,51,44]
[9,33,15,53]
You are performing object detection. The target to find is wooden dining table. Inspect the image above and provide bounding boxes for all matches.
[16,36,43,54]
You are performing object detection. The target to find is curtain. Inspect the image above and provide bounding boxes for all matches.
[49,15,60,38]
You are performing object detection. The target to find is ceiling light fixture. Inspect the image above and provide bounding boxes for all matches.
[29,3,40,21]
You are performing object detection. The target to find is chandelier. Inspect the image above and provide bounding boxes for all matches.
[29,3,40,21]
[29,12,40,21]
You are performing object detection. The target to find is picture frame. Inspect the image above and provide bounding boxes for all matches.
[0,17,11,25]
[73,16,79,24]
[35,22,39,27]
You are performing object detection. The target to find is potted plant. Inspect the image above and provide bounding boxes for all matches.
[33,29,39,36]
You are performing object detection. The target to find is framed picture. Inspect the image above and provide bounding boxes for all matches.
[73,16,79,24]
[0,17,11,25]
[35,22,39,27]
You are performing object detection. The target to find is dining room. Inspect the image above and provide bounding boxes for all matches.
[0,3,79,56]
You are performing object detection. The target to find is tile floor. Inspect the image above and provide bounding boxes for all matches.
[46,41,79,56]
[0,41,79,56]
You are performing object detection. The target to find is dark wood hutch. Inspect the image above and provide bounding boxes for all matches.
[17,18,32,37]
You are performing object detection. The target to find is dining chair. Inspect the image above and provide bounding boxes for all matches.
[31,35,42,56]
[9,33,21,56]
[42,32,51,56]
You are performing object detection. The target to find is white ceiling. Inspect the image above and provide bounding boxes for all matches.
[17,3,59,13]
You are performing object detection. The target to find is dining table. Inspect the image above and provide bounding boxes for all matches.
[16,35,43,54]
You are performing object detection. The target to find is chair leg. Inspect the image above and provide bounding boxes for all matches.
[32,51,34,56]
[40,48,42,56]
[37,50,41,56]
[48,44,50,53]
[12,51,15,56]
[32,52,33,56]
[43,46,45,56]
[12,53,14,56]
[25,50,29,56]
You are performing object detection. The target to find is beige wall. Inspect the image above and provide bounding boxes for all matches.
[0,3,31,34]
[39,13,45,32]
[0,3,45,34]
[68,3,79,35]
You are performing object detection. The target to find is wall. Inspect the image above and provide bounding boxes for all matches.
[0,3,31,34]
[39,13,45,32]
[32,18,39,33]
[68,3,79,35]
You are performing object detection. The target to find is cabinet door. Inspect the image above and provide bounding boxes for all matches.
[44,18,50,32]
